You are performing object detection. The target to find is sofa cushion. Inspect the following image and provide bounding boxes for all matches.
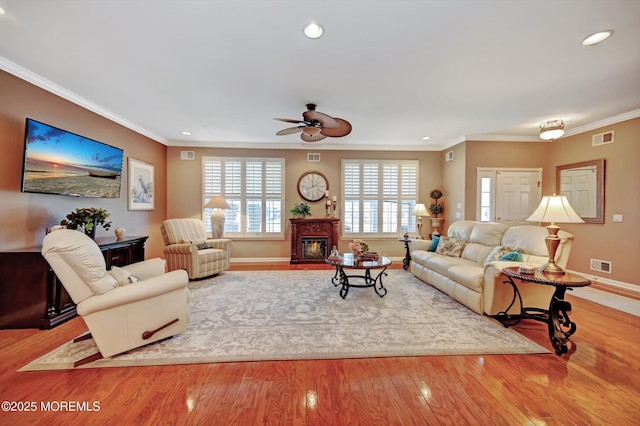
[502,226,548,256]
[447,221,476,242]
[469,222,509,246]
[448,261,485,292]
[461,243,494,264]
[425,254,462,276]
[435,236,465,257]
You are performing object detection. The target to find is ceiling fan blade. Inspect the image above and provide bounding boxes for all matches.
[301,132,327,142]
[303,110,339,128]
[320,118,352,137]
[276,126,304,136]
[274,118,305,124]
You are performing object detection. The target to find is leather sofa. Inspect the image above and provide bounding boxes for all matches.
[410,220,574,315]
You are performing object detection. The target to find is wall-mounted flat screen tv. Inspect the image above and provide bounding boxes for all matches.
[21,118,124,198]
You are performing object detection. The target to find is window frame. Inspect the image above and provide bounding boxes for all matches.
[202,156,285,240]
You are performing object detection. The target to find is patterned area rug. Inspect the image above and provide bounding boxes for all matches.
[20,269,549,370]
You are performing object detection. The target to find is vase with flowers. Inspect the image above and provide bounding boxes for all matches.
[60,207,112,239]
[348,239,369,258]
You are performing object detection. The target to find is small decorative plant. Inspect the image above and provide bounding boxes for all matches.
[428,189,444,217]
[61,207,112,238]
[290,203,311,218]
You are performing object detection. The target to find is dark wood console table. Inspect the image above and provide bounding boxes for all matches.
[0,235,148,329]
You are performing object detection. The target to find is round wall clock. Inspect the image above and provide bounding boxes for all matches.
[297,171,329,202]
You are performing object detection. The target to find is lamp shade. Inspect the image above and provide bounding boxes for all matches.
[204,196,230,209]
[412,203,430,217]
[527,195,584,224]
[539,120,565,140]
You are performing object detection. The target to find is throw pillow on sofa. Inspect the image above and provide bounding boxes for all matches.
[428,235,441,252]
[499,249,523,262]
[483,246,511,266]
[435,236,465,257]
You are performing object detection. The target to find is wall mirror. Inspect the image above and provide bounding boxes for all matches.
[556,158,605,224]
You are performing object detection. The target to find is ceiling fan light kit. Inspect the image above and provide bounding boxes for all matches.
[539,119,565,140]
[275,103,352,143]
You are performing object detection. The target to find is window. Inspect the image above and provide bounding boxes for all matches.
[342,159,418,237]
[203,157,285,238]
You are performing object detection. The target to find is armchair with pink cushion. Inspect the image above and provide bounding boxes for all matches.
[42,229,189,367]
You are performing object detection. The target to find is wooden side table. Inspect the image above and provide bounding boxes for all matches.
[397,237,415,270]
[494,266,591,355]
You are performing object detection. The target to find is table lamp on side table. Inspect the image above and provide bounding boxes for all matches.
[412,203,430,239]
[204,196,231,239]
[526,194,584,274]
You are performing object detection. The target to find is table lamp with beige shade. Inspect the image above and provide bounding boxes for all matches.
[412,203,430,239]
[526,194,584,274]
[204,196,231,239]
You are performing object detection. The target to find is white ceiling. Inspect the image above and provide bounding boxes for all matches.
[1,0,639,151]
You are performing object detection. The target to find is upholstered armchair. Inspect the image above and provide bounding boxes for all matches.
[42,229,189,367]
[160,218,232,279]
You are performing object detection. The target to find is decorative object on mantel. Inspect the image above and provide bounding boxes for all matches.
[290,202,312,218]
[348,239,369,257]
[115,227,126,240]
[526,193,584,274]
[204,196,231,238]
[60,207,111,239]
[428,189,444,236]
[412,203,430,239]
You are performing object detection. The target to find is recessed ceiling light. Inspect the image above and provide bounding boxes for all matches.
[181,131,192,136]
[304,22,323,39]
[581,30,613,46]
[421,136,431,140]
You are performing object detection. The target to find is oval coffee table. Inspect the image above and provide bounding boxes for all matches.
[325,253,391,299]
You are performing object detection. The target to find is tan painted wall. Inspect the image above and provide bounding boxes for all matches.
[547,118,640,285]
[0,71,168,259]
[167,146,442,260]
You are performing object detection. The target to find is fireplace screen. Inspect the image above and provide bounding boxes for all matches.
[302,237,328,260]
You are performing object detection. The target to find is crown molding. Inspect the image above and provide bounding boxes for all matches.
[565,109,640,136]
[0,56,168,145]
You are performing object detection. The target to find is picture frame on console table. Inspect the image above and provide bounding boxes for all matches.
[128,158,155,211]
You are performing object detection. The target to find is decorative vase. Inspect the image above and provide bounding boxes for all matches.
[115,227,126,240]
[85,227,96,240]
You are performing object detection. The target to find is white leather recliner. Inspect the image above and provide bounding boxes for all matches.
[42,229,189,367]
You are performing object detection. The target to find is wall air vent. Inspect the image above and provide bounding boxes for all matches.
[180,151,195,160]
[590,258,612,274]
[445,151,454,162]
[592,131,614,147]
[307,153,321,162]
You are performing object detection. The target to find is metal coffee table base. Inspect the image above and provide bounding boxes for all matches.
[331,266,388,299]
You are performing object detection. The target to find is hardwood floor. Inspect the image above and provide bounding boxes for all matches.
[1,263,639,425]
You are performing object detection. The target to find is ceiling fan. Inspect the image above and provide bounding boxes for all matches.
[274,103,352,142]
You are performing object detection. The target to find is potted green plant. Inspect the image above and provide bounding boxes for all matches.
[60,207,112,239]
[290,203,312,218]
[428,189,444,236]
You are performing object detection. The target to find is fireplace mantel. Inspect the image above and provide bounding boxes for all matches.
[290,218,340,264]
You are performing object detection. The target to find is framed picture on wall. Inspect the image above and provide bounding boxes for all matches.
[128,158,154,211]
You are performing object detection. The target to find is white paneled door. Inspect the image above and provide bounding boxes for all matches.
[494,170,541,225]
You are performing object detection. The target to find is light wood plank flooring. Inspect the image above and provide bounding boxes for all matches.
[1,263,638,425]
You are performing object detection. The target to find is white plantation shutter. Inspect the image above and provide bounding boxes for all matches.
[342,159,418,236]
[203,157,285,237]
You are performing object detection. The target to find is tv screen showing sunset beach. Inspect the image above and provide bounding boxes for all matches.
[21,119,124,198]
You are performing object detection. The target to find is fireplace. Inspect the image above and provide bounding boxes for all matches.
[302,237,328,260]
[290,218,340,264]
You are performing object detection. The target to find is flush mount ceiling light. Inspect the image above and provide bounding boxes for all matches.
[304,22,323,39]
[581,30,613,46]
[539,119,565,140]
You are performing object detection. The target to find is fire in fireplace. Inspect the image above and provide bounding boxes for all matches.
[302,237,328,260]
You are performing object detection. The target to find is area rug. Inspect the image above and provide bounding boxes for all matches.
[20,269,549,370]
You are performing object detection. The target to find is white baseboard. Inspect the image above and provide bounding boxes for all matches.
[566,269,640,296]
